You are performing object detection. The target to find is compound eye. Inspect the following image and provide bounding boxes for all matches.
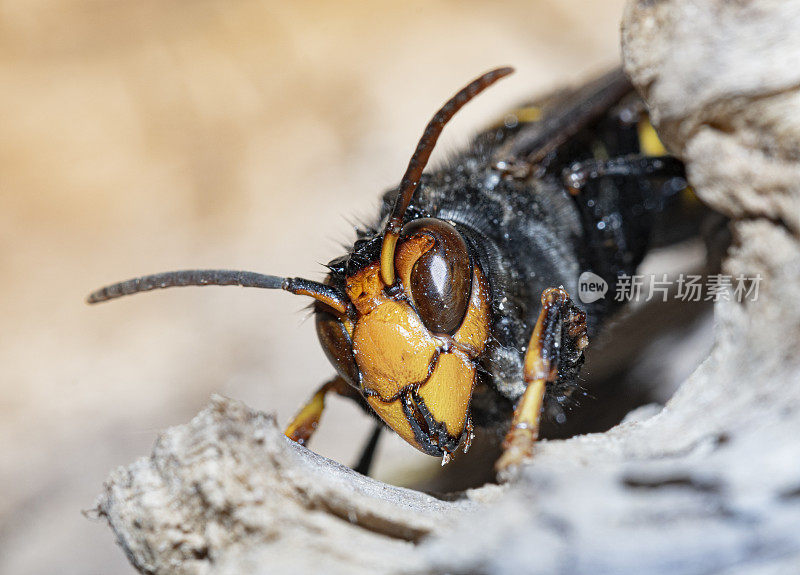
[398,218,472,335]
[315,304,359,386]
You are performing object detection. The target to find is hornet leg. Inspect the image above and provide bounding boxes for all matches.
[352,422,383,476]
[562,154,685,195]
[284,376,356,446]
[496,288,588,472]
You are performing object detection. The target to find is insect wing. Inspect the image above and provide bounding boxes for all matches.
[493,67,633,166]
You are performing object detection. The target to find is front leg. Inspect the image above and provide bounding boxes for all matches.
[351,422,383,476]
[495,288,589,472]
[284,376,357,445]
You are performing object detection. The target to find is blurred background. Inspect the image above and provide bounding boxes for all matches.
[0,1,676,573]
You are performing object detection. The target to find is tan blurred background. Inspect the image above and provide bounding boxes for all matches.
[0,1,627,573]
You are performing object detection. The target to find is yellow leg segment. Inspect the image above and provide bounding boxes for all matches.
[284,377,352,446]
[496,378,547,471]
[496,288,586,472]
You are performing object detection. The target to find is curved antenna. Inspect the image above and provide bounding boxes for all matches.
[86,269,351,315]
[379,66,515,285]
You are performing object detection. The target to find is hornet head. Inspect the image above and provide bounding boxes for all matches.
[86,67,513,460]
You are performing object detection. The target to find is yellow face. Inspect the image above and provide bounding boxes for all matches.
[317,218,492,458]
